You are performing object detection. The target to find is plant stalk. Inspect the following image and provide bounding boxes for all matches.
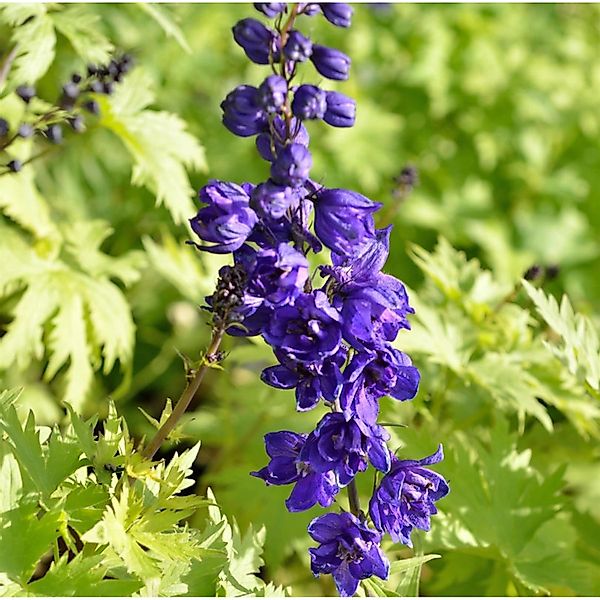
[142,327,225,460]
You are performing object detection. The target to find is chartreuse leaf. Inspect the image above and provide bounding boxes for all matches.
[138,3,191,53]
[98,69,207,224]
[523,280,600,391]
[27,554,142,597]
[0,222,143,410]
[424,421,596,594]
[50,5,113,64]
[0,500,62,585]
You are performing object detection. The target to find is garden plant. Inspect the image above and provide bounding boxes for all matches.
[0,2,600,597]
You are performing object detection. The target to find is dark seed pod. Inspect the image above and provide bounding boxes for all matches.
[17,123,34,138]
[0,118,9,137]
[545,264,560,280]
[68,115,85,133]
[46,124,63,144]
[15,84,36,104]
[71,73,83,84]
[83,100,100,116]
[7,159,22,173]
[523,265,542,281]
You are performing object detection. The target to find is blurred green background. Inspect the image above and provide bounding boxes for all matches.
[1,3,600,596]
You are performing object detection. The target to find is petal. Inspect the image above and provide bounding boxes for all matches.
[261,365,299,389]
[333,562,359,597]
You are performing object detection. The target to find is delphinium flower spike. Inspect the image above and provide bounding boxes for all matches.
[186,3,449,596]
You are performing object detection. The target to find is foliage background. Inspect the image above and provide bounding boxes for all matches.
[1,2,600,596]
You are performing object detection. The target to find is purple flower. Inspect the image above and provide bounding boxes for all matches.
[324,91,356,127]
[337,275,413,349]
[232,18,280,65]
[369,445,449,546]
[310,44,351,80]
[283,30,313,62]
[257,75,288,113]
[221,85,266,137]
[271,143,312,187]
[190,180,257,253]
[301,413,390,485]
[314,188,381,258]
[256,116,309,162]
[250,180,299,219]
[263,290,342,362]
[254,2,287,17]
[251,431,340,512]
[261,347,346,411]
[308,512,389,597]
[340,346,420,423]
[234,243,309,307]
[319,3,353,27]
[292,85,327,120]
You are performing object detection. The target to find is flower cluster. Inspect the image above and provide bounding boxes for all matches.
[1,54,133,174]
[191,4,449,596]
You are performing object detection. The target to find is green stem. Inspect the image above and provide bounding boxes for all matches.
[347,479,361,516]
[142,327,225,460]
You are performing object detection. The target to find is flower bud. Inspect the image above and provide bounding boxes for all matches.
[7,159,22,173]
[221,85,266,137]
[283,30,313,62]
[0,118,9,137]
[232,18,280,65]
[254,2,287,17]
[310,44,350,80]
[15,84,35,104]
[256,116,309,162]
[314,188,381,257]
[46,124,63,144]
[319,3,353,27]
[292,85,327,120]
[257,75,288,113]
[323,91,355,127]
[271,143,312,187]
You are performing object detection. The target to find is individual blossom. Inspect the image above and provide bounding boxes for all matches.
[308,512,389,597]
[310,44,351,80]
[254,2,287,17]
[324,91,356,127]
[251,431,340,512]
[314,188,380,258]
[319,3,353,28]
[369,445,449,547]
[257,75,288,113]
[292,84,327,120]
[271,142,312,187]
[263,290,342,362]
[261,346,346,411]
[301,412,390,485]
[190,180,257,253]
[233,18,280,65]
[283,30,313,62]
[221,85,266,137]
[250,180,299,219]
[340,346,420,423]
[234,242,309,307]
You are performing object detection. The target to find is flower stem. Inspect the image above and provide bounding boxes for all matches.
[347,479,361,516]
[142,327,225,460]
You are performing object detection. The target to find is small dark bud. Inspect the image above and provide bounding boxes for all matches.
[87,64,99,76]
[119,54,134,73]
[97,66,110,78]
[83,99,100,115]
[89,81,104,94]
[523,265,542,281]
[15,84,36,104]
[0,118,9,137]
[71,73,83,84]
[102,81,115,95]
[395,164,419,189]
[108,60,120,78]
[67,115,85,133]
[62,82,80,100]
[17,123,34,138]
[7,159,22,173]
[46,124,63,144]
[545,264,560,280]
